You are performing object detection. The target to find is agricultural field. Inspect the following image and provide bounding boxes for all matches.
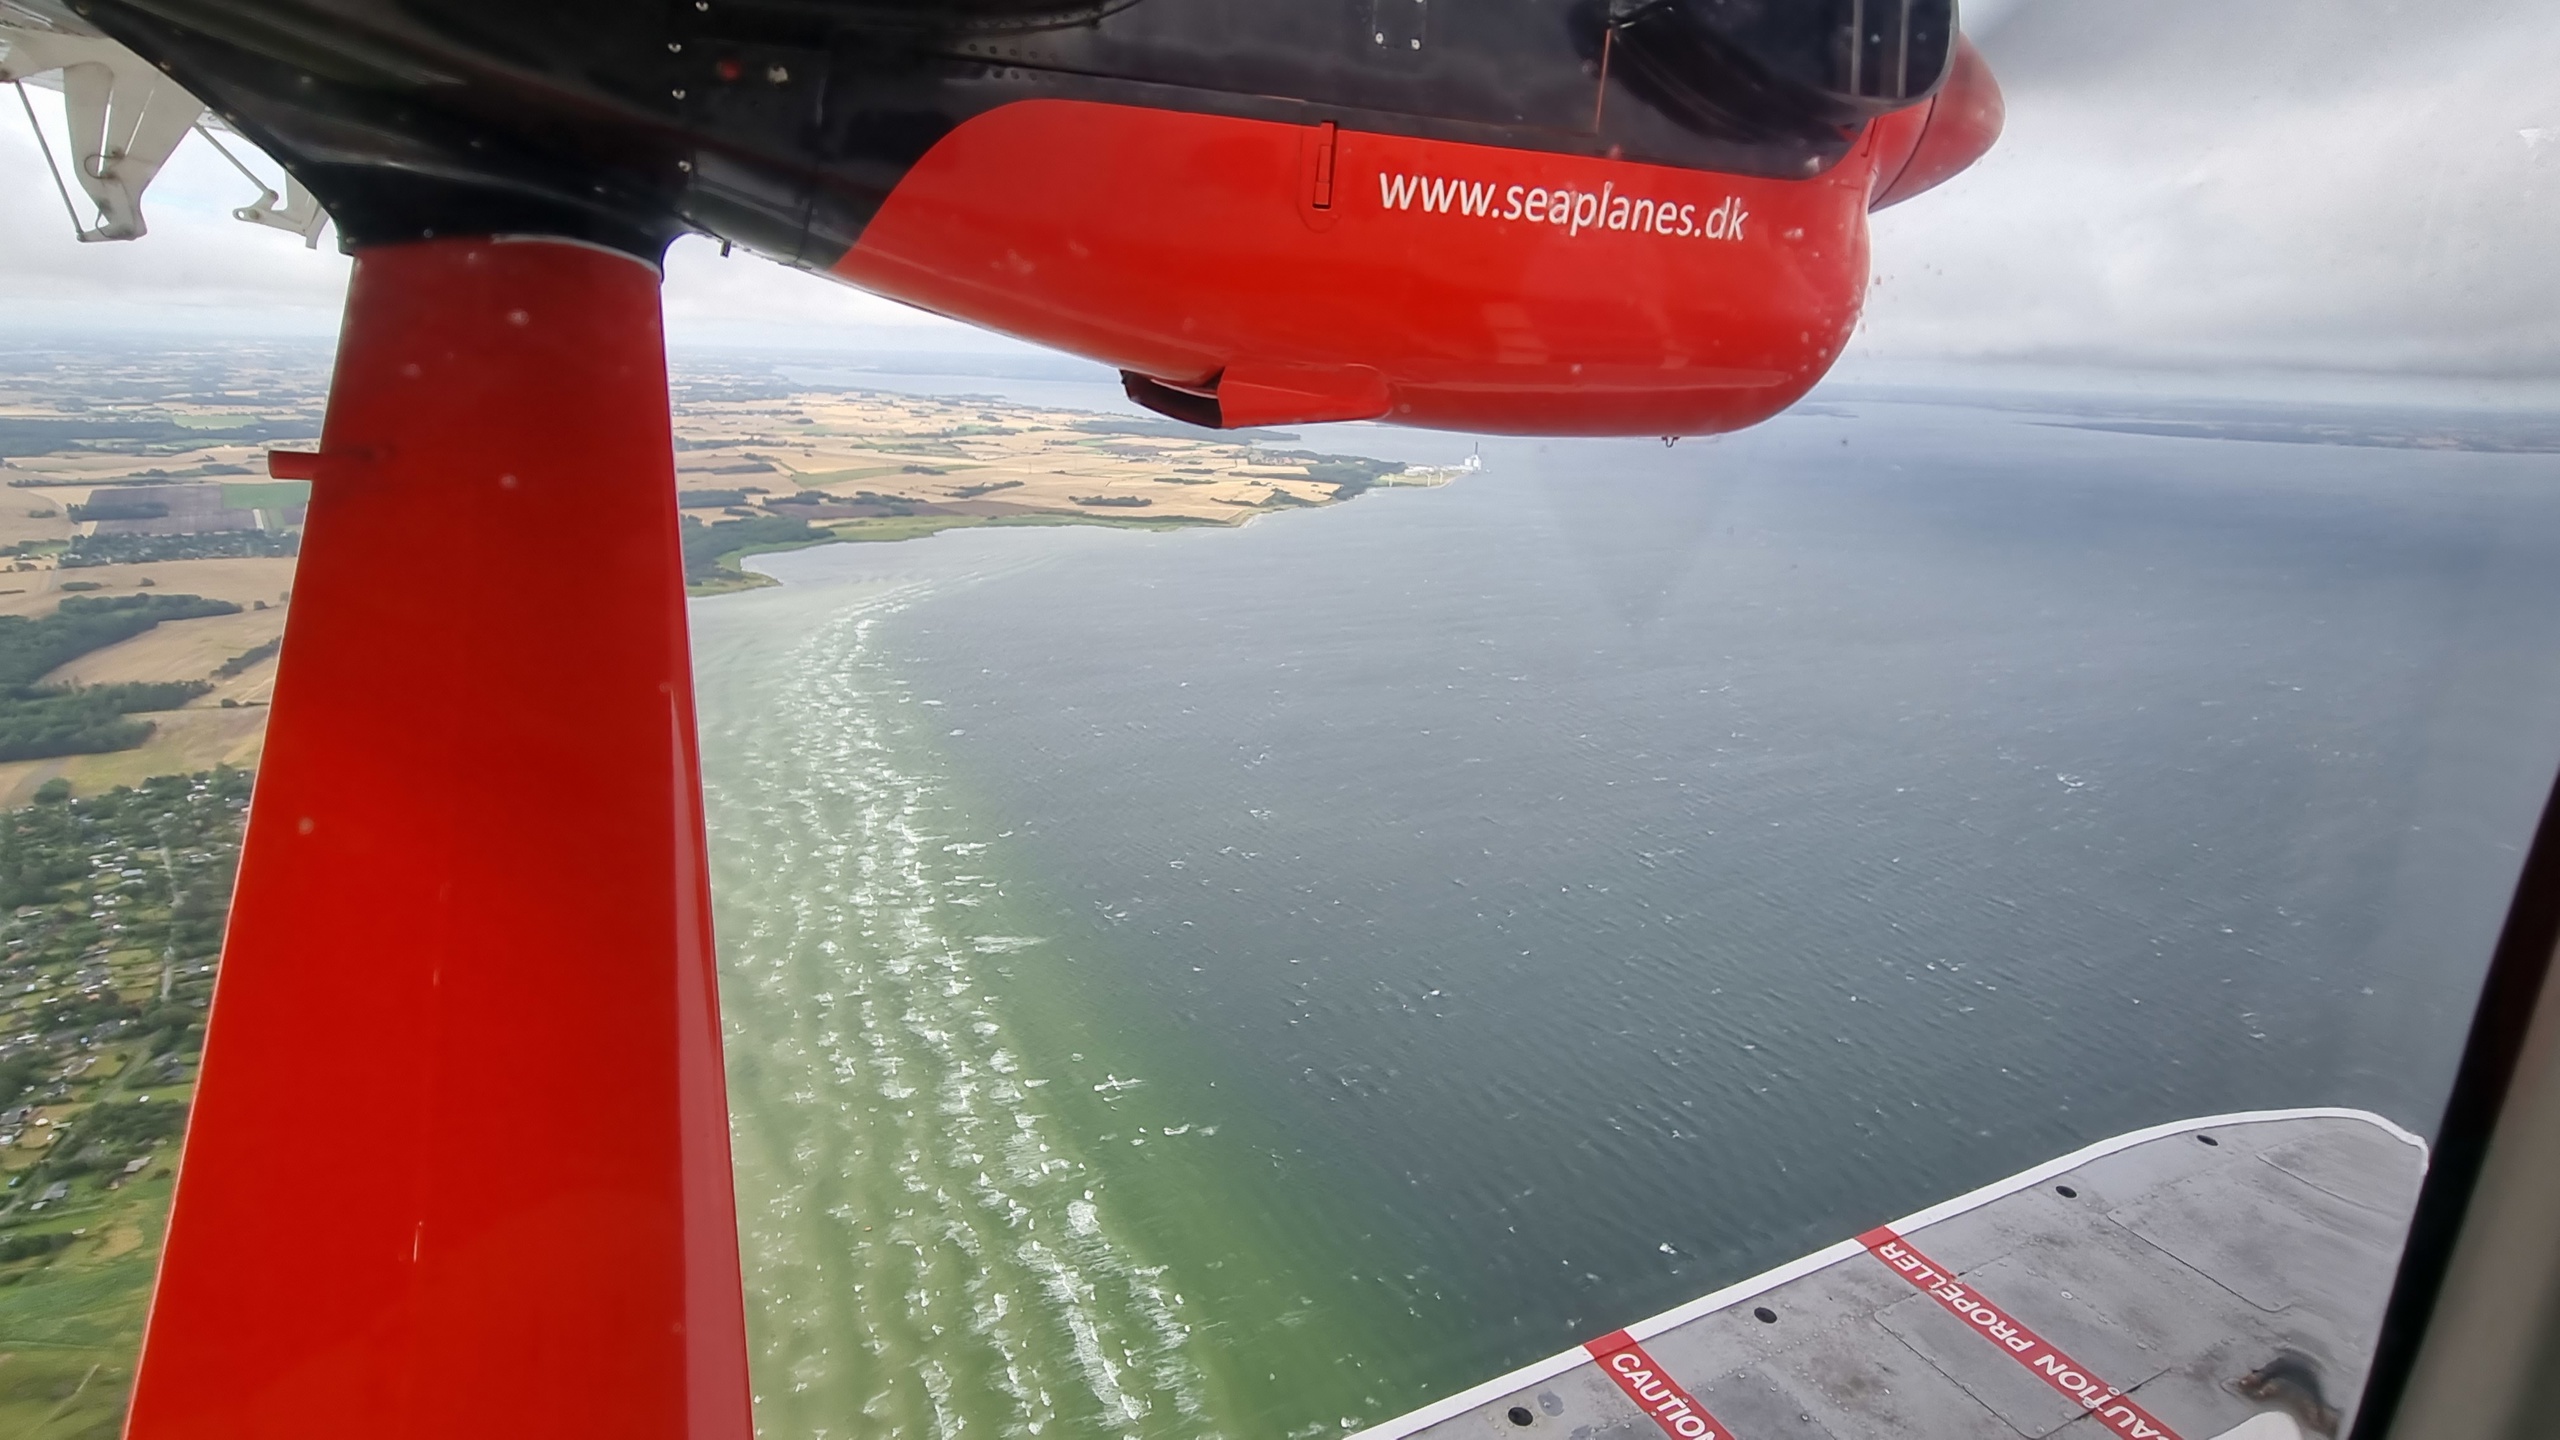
[668,388,1422,588]
[0,343,1429,778]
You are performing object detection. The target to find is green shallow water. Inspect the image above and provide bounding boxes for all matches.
[693,569,1408,1440]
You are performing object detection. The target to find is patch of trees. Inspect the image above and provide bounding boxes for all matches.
[0,685,214,761]
[952,479,1024,499]
[67,499,172,522]
[0,1054,43,1109]
[57,1095,189,1152]
[680,514,822,583]
[61,531,298,567]
[0,595,238,690]
[1246,449,1405,498]
[1069,418,1299,443]
[33,993,140,1038]
[1071,495,1153,508]
[0,694,159,762]
[213,637,282,678]
[135,1001,204,1058]
[0,1232,73,1263]
[0,595,235,760]
[678,489,761,509]
[761,490,923,516]
[31,1095,189,1184]
[0,414,277,459]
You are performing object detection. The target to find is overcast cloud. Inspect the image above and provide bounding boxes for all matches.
[5,0,2556,380]
[1863,0,2560,377]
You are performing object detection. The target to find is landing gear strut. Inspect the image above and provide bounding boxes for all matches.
[129,237,753,1440]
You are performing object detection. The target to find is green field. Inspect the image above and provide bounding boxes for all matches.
[215,481,313,511]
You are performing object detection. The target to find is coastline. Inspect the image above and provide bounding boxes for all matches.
[670,386,1451,594]
[685,511,1244,596]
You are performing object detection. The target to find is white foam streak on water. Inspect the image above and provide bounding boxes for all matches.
[701,590,1221,1440]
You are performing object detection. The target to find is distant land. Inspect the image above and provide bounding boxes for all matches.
[665,385,1449,592]
[0,343,1448,796]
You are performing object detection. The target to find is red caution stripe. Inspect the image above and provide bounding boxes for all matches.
[1858,1227,2185,1440]
[1582,1331,1742,1440]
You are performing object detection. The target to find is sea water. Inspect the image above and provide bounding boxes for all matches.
[688,389,2560,1440]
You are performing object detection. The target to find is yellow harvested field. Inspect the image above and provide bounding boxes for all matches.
[672,391,1413,528]
[0,558,298,619]
[0,496,74,549]
[92,1221,146,1261]
[0,706,267,807]
[41,608,289,689]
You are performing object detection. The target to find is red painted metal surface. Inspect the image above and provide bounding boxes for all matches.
[126,236,752,1440]
[1870,36,2005,211]
[834,99,1905,436]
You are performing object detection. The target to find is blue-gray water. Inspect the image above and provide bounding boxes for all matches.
[691,390,2560,1440]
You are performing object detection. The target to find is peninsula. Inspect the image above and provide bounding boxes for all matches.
[669,385,1435,591]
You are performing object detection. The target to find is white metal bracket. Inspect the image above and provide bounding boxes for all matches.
[1,24,200,240]
[196,120,327,247]
[2,17,329,246]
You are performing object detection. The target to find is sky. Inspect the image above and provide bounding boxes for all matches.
[1865,0,2560,381]
[3,0,2556,386]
